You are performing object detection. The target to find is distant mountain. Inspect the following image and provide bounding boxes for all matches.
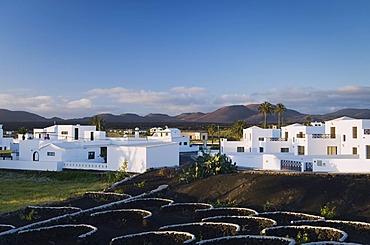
[323,108,370,119]
[195,105,258,123]
[0,109,49,122]
[176,112,206,121]
[1,105,370,130]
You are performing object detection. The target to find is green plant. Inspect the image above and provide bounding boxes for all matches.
[263,200,274,211]
[180,152,237,183]
[19,209,39,221]
[114,189,125,194]
[212,198,236,208]
[320,203,336,219]
[296,231,310,244]
[106,159,128,183]
[134,180,146,188]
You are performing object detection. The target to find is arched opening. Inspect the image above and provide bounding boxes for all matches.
[33,151,39,161]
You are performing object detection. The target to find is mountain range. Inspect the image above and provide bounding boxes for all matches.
[1,105,370,129]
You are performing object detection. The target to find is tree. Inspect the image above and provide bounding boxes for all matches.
[258,101,273,129]
[274,103,287,129]
[231,120,246,140]
[306,116,312,126]
[207,124,216,147]
[90,115,106,131]
[17,127,28,140]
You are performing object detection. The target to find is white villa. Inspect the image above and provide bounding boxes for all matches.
[0,124,180,173]
[148,127,199,153]
[221,117,370,173]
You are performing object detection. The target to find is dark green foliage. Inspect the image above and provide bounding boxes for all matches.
[180,152,237,183]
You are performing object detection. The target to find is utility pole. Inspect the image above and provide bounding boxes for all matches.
[218,125,220,154]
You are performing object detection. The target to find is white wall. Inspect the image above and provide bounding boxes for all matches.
[228,153,264,169]
[146,143,179,169]
[0,160,63,171]
[313,158,370,172]
[107,145,147,173]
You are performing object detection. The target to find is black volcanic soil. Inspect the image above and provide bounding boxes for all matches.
[1,168,369,244]
[114,169,370,222]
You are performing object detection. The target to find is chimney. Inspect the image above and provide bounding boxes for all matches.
[135,127,140,139]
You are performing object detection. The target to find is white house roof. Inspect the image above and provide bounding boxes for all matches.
[284,123,303,127]
[327,116,354,122]
[40,142,81,150]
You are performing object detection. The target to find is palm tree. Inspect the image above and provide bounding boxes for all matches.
[275,103,287,129]
[258,101,273,129]
[207,124,216,147]
[17,126,28,140]
[90,115,106,131]
[231,120,246,140]
[306,116,312,126]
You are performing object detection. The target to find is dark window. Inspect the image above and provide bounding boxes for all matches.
[259,147,264,153]
[90,132,94,141]
[184,142,188,145]
[100,147,107,163]
[298,146,305,155]
[352,147,358,155]
[47,152,55,156]
[74,128,79,140]
[88,151,95,159]
[281,148,289,153]
[343,135,346,142]
[237,147,244,152]
[353,127,358,139]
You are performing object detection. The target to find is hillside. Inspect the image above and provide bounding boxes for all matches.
[1,105,370,129]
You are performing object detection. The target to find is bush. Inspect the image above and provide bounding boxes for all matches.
[180,152,237,183]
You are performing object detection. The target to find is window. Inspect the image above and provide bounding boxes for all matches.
[237,147,244,152]
[74,128,79,140]
[343,135,346,142]
[90,132,94,141]
[352,127,358,139]
[258,137,264,141]
[367,145,370,159]
[352,147,358,155]
[316,160,322,166]
[100,147,107,163]
[88,151,95,159]
[259,147,264,153]
[184,142,188,145]
[280,148,289,153]
[0,147,2,150]
[47,152,55,156]
[284,132,288,140]
[330,127,336,139]
[61,131,68,135]
[327,146,337,155]
[298,146,305,155]
[179,142,182,145]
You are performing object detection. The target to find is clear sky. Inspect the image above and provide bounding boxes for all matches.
[1,0,370,118]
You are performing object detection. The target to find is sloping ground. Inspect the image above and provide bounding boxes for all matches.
[0,169,369,244]
[114,170,370,222]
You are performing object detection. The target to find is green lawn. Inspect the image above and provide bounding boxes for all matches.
[0,170,111,213]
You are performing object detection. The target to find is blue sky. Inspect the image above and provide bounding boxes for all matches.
[1,0,370,118]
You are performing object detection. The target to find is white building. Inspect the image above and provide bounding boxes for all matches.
[0,125,179,173]
[0,125,13,160]
[148,127,199,153]
[221,117,370,173]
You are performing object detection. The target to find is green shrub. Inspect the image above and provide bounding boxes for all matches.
[180,152,237,183]
[320,203,336,219]
[106,159,129,183]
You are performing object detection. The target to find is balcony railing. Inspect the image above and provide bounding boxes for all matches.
[312,134,331,139]
[269,137,288,141]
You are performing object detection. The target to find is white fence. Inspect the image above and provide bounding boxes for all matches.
[0,160,63,171]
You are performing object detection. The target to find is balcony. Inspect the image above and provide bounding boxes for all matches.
[312,134,331,139]
[269,137,288,141]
